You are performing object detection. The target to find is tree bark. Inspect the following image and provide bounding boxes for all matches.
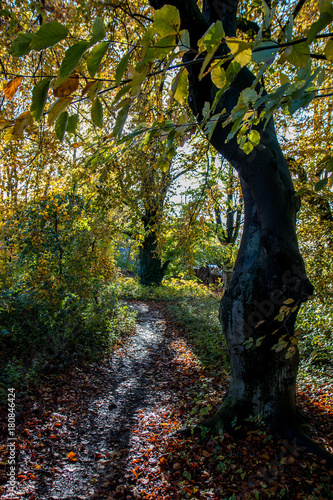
[138,230,166,286]
[149,0,333,463]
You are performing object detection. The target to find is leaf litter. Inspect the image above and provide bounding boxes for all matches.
[0,300,332,499]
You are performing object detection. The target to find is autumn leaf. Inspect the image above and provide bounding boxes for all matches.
[12,111,33,137]
[67,452,76,460]
[3,77,22,101]
[53,75,80,97]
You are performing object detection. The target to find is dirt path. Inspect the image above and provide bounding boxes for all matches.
[45,301,183,499]
[1,301,214,500]
[1,300,332,500]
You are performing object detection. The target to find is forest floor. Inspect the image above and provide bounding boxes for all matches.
[0,300,332,500]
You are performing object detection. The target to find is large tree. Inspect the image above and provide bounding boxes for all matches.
[2,0,333,462]
[148,0,333,463]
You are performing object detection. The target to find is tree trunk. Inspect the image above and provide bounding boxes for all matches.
[149,0,333,462]
[138,231,166,286]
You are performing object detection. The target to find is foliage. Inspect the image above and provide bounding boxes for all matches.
[297,298,333,377]
[116,275,213,301]
[0,192,136,400]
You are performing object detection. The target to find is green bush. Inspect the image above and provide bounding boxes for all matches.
[0,194,137,401]
[297,298,333,378]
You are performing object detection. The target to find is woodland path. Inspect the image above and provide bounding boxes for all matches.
[0,300,332,499]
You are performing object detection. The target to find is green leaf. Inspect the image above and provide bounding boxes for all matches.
[113,84,131,103]
[30,77,52,121]
[280,72,290,85]
[86,41,109,78]
[315,178,328,191]
[153,4,180,37]
[239,88,257,104]
[285,15,294,42]
[116,52,131,86]
[289,42,310,68]
[198,20,225,53]
[48,97,72,126]
[197,22,225,78]
[57,41,89,83]
[226,38,252,67]
[55,111,69,142]
[130,66,149,96]
[91,17,106,43]
[113,102,130,137]
[211,65,226,89]
[178,29,190,54]
[248,130,260,146]
[10,32,34,57]
[307,11,333,44]
[319,0,333,15]
[325,39,333,61]
[30,21,68,51]
[252,41,278,63]
[67,114,79,134]
[154,35,176,59]
[91,98,103,128]
[172,68,188,105]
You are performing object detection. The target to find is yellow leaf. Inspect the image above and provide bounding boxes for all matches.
[0,117,14,130]
[53,74,79,97]
[3,126,15,142]
[325,39,333,61]
[3,76,22,101]
[48,98,73,126]
[71,141,85,148]
[211,65,226,89]
[226,38,252,67]
[13,111,33,137]
[280,73,290,85]
[328,173,333,188]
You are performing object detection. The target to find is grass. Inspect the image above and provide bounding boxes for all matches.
[116,275,333,384]
[116,275,228,373]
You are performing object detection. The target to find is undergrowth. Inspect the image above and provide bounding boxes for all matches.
[117,275,333,383]
[0,283,136,403]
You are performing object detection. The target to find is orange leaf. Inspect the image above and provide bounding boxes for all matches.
[3,77,22,101]
[67,452,76,460]
[159,457,167,465]
[54,75,79,97]
[35,465,42,469]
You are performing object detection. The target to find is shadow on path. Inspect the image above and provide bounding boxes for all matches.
[36,301,174,499]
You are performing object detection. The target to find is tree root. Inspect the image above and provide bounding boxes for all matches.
[281,421,333,468]
[173,403,333,468]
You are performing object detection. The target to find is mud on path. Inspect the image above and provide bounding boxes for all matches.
[0,300,220,499]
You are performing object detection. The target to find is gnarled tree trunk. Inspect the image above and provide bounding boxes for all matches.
[150,0,333,463]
